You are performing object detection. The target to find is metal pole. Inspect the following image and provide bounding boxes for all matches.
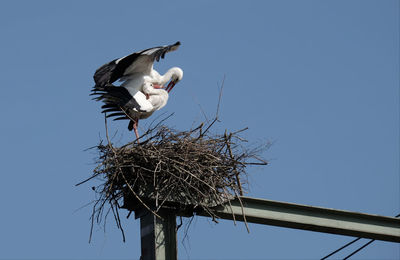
[140,209,177,260]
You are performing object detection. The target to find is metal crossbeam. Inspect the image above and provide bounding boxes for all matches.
[196,197,400,243]
[130,196,399,259]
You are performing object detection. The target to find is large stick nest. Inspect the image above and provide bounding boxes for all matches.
[79,117,268,241]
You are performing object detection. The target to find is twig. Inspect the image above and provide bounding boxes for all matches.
[120,172,163,220]
[215,74,225,119]
[236,194,250,233]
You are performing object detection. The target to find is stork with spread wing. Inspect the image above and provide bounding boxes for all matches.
[91,42,183,141]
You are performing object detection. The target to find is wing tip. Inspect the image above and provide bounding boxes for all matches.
[170,41,181,51]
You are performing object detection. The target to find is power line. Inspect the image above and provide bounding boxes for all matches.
[320,237,361,260]
[343,239,375,260]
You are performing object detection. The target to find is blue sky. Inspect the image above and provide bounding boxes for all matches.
[0,0,398,259]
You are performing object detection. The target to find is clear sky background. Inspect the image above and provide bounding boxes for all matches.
[0,0,398,259]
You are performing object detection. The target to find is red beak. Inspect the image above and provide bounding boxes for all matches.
[165,80,176,93]
[153,84,162,89]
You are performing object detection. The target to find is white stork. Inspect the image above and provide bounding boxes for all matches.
[91,42,183,141]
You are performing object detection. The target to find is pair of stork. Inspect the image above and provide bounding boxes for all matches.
[92,41,183,140]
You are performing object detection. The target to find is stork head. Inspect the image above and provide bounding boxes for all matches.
[142,75,161,90]
[165,67,183,93]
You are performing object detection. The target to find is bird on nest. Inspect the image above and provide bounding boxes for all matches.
[91,41,183,141]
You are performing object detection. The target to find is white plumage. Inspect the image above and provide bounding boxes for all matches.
[91,42,183,141]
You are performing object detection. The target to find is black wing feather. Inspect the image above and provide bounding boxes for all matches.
[91,84,143,123]
[106,112,126,118]
[93,41,181,87]
[93,59,118,87]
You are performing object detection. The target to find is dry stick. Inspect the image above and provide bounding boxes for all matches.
[97,191,113,224]
[235,192,250,233]
[250,153,269,165]
[104,118,120,196]
[200,117,218,137]
[76,159,108,186]
[168,159,219,193]
[181,215,195,245]
[198,76,225,139]
[215,74,225,118]
[75,173,101,186]
[73,200,96,214]
[190,122,204,134]
[225,131,243,196]
[146,112,175,133]
[89,203,97,243]
[223,187,237,226]
[231,127,249,135]
[107,165,121,197]
[153,160,162,208]
[190,92,210,124]
[120,172,163,220]
[111,203,126,242]
[138,113,175,145]
[244,161,268,166]
[167,167,210,198]
[176,216,183,231]
[103,206,112,235]
[155,184,177,212]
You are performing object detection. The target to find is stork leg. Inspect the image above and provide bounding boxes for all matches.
[133,118,140,144]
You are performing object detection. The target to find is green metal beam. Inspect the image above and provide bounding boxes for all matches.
[196,196,400,243]
[139,209,177,260]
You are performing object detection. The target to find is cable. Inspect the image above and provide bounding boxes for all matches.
[320,213,400,260]
[320,238,361,260]
[343,239,375,260]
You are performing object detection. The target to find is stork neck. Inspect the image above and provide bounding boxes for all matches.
[160,68,177,85]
